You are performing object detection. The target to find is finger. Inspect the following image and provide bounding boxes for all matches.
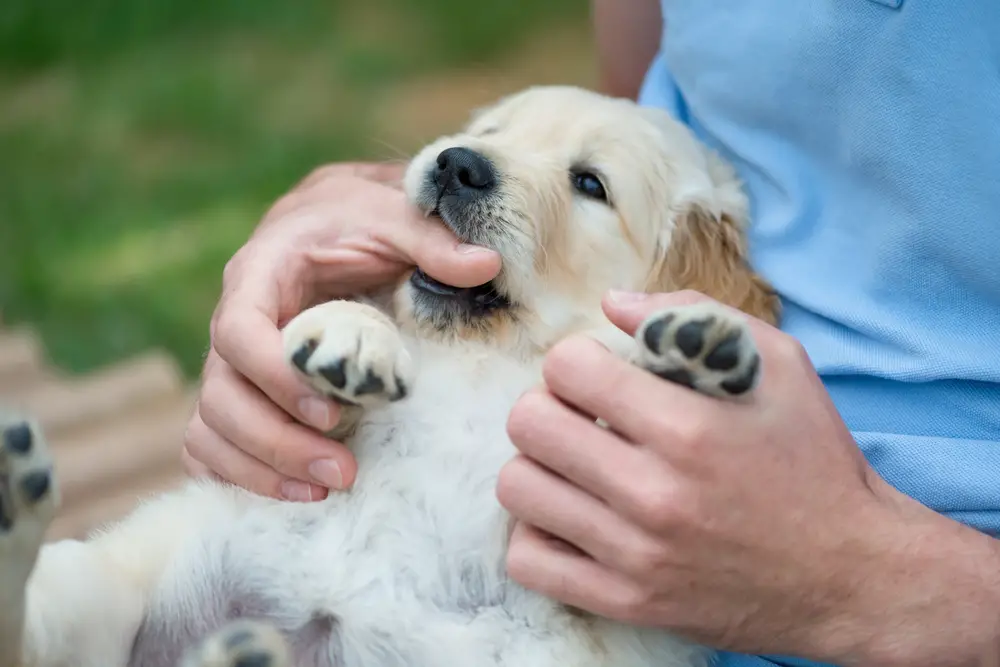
[198,360,358,490]
[506,522,647,623]
[293,161,406,193]
[367,204,502,289]
[180,441,214,479]
[184,410,328,502]
[497,455,657,573]
[541,335,719,448]
[287,174,502,289]
[506,386,651,506]
[212,291,341,433]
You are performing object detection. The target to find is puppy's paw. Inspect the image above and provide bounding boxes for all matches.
[634,302,761,398]
[283,300,414,409]
[0,414,57,637]
[181,620,290,667]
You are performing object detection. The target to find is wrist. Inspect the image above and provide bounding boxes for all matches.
[814,484,1000,667]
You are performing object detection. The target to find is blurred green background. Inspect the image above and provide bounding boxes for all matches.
[0,0,596,378]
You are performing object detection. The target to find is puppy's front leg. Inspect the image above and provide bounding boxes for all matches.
[0,415,57,667]
[283,299,415,441]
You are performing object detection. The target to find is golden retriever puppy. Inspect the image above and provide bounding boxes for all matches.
[0,85,778,667]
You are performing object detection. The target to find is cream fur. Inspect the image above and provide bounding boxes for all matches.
[0,86,778,667]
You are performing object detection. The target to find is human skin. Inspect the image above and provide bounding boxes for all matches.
[182,162,501,501]
[185,4,1000,663]
[498,290,1000,667]
[181,0,662,499]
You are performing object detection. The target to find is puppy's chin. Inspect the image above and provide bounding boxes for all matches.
[394,268,515,340]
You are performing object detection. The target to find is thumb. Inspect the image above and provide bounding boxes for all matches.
[378,209,503,288]
[601,289,716,335]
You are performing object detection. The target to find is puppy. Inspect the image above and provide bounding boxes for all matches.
[0,85,779,667]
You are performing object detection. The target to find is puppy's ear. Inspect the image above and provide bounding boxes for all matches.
[651,206,779,324]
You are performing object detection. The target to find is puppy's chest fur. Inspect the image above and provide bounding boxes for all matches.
[132,341,569,667]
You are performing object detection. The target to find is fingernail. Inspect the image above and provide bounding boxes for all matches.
[299,397,332,430]
[456,243,493,255]
[280,480,315,502]
[309,459,344,489]
[608,289,650,304]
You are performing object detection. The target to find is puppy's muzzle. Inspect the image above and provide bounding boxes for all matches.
[428,147,499,245]
[434,147,496,200]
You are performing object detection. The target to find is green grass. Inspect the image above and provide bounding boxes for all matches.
[0,0,589,377]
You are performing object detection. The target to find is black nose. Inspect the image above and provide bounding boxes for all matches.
[435,147,496,196]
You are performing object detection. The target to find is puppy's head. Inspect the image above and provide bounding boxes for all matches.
[398,85,777,347]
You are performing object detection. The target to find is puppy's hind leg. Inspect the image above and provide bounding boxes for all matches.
[0,414,57,667]
[283,299,415,441]
[633,302,762,398]
[180,620,290,667]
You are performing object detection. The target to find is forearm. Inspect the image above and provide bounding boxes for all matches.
[821,491,1000,667]
[591,0,662,100]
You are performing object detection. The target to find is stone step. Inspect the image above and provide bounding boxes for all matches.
[0,351,186,436]
[0,327,46,391]
[49,391,196,509]
[47,468,188,542]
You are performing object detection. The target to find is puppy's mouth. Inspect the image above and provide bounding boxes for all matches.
[408,268,510,314]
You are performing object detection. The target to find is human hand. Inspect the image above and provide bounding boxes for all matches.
[183,162,501,502]
[498,290,1000,666]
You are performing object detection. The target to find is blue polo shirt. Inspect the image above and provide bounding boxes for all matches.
[638,2,1000,665]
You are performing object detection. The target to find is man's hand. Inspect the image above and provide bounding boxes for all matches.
[498,290,1000,666]
[183,162,501,502]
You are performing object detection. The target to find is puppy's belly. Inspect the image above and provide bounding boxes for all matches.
[125,533,543,667]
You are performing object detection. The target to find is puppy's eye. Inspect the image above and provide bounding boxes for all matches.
[571,171,608,202]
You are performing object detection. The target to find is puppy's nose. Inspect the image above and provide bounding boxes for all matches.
[435,147,496,195]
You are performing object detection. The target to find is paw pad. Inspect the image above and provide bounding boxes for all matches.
[282,301,414,410]
[635,303,761,399]
[3,423,33,455]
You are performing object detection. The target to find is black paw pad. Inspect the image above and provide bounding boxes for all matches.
[291,338,319,374]
[354,368,385,396]
[19,470,51,503]
[654,367,695,389]
[642,314,675,355]
[318,359,347,389]
[0,496,11,532]
[720,354,760,395]
[233,652,274,667]
[3,423,33,455]
[674,318,712,359]
[703,331,742,371]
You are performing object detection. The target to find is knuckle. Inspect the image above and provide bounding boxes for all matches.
[504,539,536,587]
[542,335,594,380]
[267,440,299,477]
[211,309,240,360]
[609,583,653,623]
[629,478,683,530]
[494,457,529,510]
[669,416,713,454]
[221,253,242,288]
[506,389,550,444]
[771,332,810,367]
[182,412,208,457]
[619,536,667,577]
